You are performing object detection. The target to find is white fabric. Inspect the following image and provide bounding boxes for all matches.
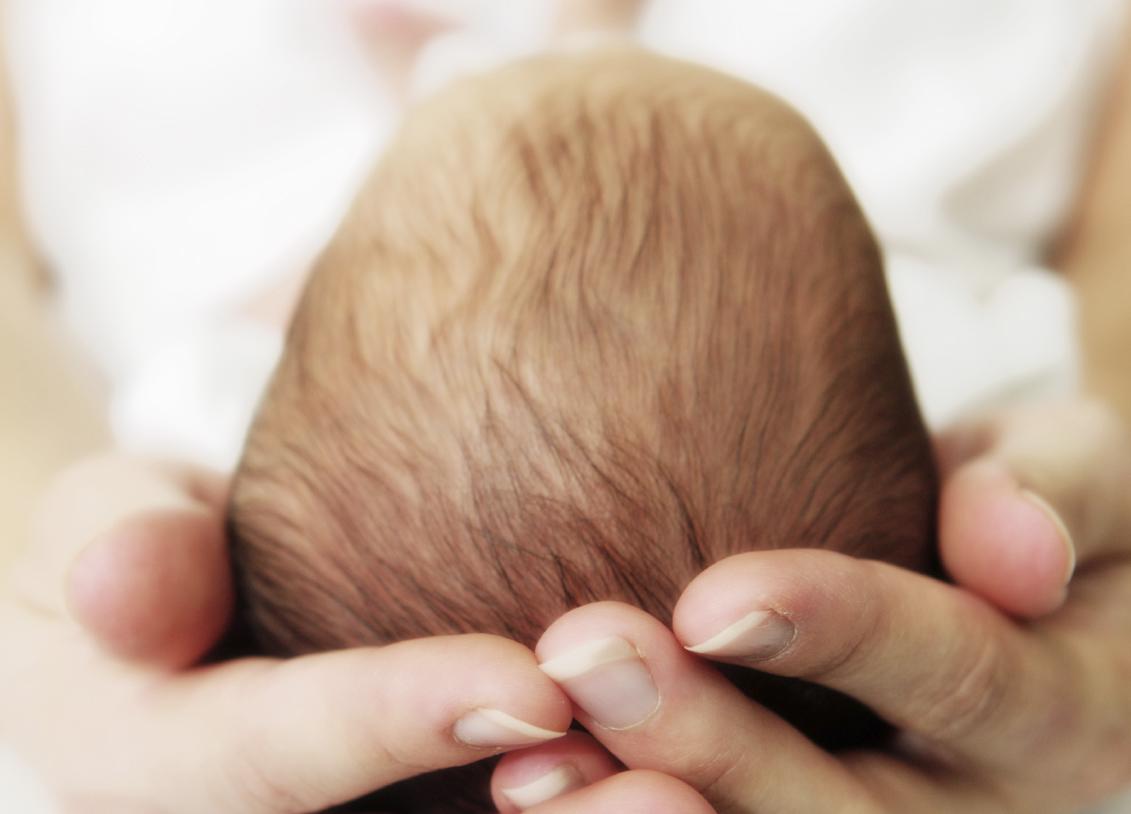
[7,0,1124,468]
[637,0,1125,425]
[8,0,1124,471]
[6,0,391,467]
[3,3,1131,809]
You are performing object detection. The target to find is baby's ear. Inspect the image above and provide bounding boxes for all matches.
[337,1,454,100]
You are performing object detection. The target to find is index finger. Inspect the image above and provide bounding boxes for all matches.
[174,635,571,813]
[673,550,1077,770]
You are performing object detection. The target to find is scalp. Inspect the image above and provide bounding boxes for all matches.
[230,47,933,658]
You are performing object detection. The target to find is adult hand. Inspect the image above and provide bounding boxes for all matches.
[0,455,570,813]
[489,400,1131,813]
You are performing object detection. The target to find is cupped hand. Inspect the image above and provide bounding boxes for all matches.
[1,455,570,813]
[491,399,1131,813]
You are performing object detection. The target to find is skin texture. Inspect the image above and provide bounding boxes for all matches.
[7,400,1128,814]
[3,3,1131,812]
[495,400,1131,813]
[230,48,934,701]
[0,456,572,813]
[0,4,602,811]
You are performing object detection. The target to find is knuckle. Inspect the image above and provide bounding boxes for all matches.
[229,748,311,814]
[218,667,315,814]
[687,743,745,804]
[1069,642,1131,797]
[360,727,434,778]
[911,620,1009,744]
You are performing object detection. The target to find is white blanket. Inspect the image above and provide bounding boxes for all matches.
[3,2,1130,809]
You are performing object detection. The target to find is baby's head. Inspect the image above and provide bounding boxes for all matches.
[230,49,936,810]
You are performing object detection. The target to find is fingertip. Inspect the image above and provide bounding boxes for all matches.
[535,601,658,662]
[536,600,712,702]
[940,460,1072,618]
[66,508,233,667]
[524,770,714,814]
[492,732,619,812]
[1018,489,1076,582]
[531,597,855,811]
[535,602,709,733]
[466,634,578,730]
[672,550,852,661]
[377,634,576,744]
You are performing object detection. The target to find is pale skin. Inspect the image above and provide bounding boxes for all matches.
[1,456,574,813]
[8,408,1127,813]
[4,2,1131,812]
[491,401,1131,813]
[489,20,1131,804]
[0,5,573,811]
[490,15,1131,808]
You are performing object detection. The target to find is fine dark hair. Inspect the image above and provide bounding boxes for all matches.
[229,48,937,812]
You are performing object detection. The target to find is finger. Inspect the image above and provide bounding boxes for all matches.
[12,454,234,667]
[989,401,1131,556]
[939,400,1131,616]
[535,602,869,813]
[940,459,1075,617]
[842,750,1033,814]
[66,506,232,668]
[492,732,620,812]
[673,550,1068,769]
[167,635,572,813]
[525,770,715,814]
[19,454,204,602]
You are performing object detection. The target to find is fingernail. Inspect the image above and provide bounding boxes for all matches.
[539,637,659,730]
[452,709,567,748]
[501,764,585,809]
[1020,490,1076,584]
[684,609,795,661]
